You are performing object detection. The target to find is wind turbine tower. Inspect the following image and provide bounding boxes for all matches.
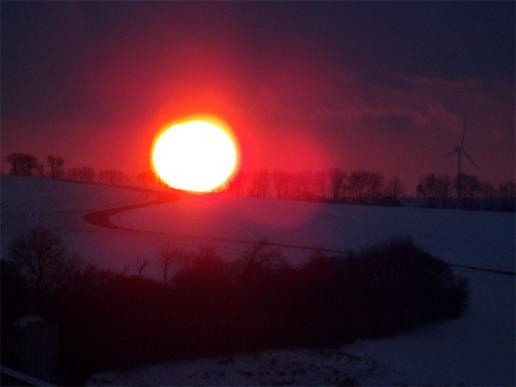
[446,119,479,204]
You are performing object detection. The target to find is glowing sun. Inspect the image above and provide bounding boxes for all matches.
[152,118,239,192]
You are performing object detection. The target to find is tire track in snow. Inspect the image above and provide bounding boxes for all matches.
[82,186,515,277]
[83,186,179,230]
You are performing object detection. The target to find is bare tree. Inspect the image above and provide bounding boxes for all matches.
[35,162,46,177]
[383,176,404,204]
[241,240,284,269]
[271,170,289,199]
[416,173,438,208]
[459,174,480,209]
[478,181,495,210]
[9,228,67,291]
[294,170,315,200]
[134,257,149,277]
[348,171,370,203]
[7,153,38,176]
[47,155,65,179]
[435,175,453,208]
[158,244,178,284]
[227,170,249,196]
[313,171,328,200]
[248,170,270,198]
[497,181,515,211]
[328,168,346,201]
[364,172,384,202]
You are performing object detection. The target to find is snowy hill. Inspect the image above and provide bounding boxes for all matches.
[1,176,514,385]
[2,176,513,273]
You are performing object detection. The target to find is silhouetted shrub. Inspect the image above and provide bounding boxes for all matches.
[1,234,468,384]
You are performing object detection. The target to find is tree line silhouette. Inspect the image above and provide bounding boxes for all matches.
[417,173,515,211]
[226,169,406,206]
[5,152,515,211]
[225,169,514,211]
[5,152,129,184]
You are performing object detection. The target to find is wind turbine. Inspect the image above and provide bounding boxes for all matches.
[445,119,479,203]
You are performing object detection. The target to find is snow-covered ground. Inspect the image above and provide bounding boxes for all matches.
[88,348,397,386]
[2,176,514,385]
[116,193,515,272]
[1,177,158,272]
[346,267,515,385]
[2,176,513,273]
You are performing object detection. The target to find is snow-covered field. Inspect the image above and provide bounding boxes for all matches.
[2,176,514,385]
[117,193,515,272]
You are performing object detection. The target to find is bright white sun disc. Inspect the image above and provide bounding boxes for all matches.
[152,119,239,192]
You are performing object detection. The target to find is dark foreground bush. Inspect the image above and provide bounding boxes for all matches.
[1,236,468,384]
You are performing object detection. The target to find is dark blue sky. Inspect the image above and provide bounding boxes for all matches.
[2,2,514,189]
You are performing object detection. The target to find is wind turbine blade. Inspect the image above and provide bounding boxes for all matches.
[445,150,457,157]
[461,119,466,147]
[463,149,479,169]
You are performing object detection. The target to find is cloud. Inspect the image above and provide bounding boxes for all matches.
[361,113,413,132]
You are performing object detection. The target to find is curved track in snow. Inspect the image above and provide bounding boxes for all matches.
[82,186,348,255]
[82,186,515,276]
[83,186,178,230]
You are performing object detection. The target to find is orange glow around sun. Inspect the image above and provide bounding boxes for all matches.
[151,117,239,192]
